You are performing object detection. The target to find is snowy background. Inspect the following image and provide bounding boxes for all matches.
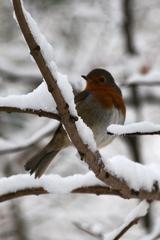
[1,0,160,239]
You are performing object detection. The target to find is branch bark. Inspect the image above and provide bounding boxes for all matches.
[107,131,160,136]
[112,218,139,240]
[0,186,122,203]
[0,106,60,120]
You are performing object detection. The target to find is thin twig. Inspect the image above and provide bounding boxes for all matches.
[74,217,140,240]
[107,131,160,136]
[121,81,160,87]
[0,106,60,120]
[0,186,121,203]
[73,222,102,239]
[112,218,139,240]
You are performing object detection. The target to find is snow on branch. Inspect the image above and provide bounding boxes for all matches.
[122,70,160,86]
[0,173,121,202]
[0,82,60,120]
[12,0,97,151]
[1,154,160,202]
[11,0,160,202]
[107,121,160,136]
[103,201,149,240]
[0,121,59,154]
[74,201,149,240]
[104,155,160,193]
[12,0,102,179]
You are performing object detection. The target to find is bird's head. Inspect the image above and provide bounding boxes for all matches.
[81,68,126,116]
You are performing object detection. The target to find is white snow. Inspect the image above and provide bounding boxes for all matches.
[1,154,160,197]
[0,82,57,112]
[107,121,160,135]
[24,7,77,115]
[21,5,97,151]
[75,118,97,151]
[104,155,160,191]
[128,70,160,84]
[3,0,160,239]
[104,201,149,240]
[0,172,104,196]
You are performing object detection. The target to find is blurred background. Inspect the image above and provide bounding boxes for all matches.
[0,0,160,239]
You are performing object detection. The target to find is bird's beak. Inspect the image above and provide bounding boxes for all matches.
[81,75,88,81]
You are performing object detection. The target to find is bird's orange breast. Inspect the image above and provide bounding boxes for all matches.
[86,85,126,116]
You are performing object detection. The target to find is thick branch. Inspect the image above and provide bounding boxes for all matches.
[107,122,160,136]
[11,0,160,201]
[12,0,106,187]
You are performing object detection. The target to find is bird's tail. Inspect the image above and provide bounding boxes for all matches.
[25,124,68,178]
[25,149,58,178]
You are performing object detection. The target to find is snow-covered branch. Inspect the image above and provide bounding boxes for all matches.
[74,201,149,240]
[107,122,160,136]
[12,0,105,186]
[0,82,60,120]
[10,0,160,202]
[0,173,121,202]
[103,201,149,240]
[0,106,60,120]
[2,155,160,202]
[122,71,160,86]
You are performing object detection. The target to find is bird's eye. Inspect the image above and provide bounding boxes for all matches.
[99,76,106,83]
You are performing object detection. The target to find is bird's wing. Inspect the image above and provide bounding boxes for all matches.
[75,90,90,104]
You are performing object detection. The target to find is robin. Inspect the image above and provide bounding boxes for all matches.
[25,68,126,177]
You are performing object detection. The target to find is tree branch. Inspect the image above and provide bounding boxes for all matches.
[107,122,160,136]
[74,201,149,240]
[0,186,121,203]
[121,81,160,87]
[12,0,107,190]
[111,218,140,240]
[11,0,160,202]
[0,106,60,120]
[74,218,140,240]
[108,131,160,136]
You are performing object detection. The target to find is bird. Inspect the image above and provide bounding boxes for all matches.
[25,68,126,178]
